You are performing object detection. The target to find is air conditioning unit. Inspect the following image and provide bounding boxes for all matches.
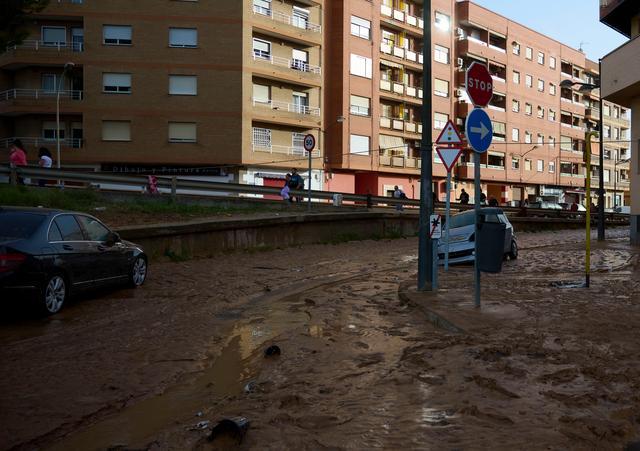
[456,57,464,68]
[456,28,465,39]
[454,88,464,97]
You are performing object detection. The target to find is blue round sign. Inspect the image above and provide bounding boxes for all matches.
[465,108,493,153]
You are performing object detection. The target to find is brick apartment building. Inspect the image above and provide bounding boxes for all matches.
[0,0,631,208]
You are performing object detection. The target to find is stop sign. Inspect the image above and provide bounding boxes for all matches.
[465,62,493,107]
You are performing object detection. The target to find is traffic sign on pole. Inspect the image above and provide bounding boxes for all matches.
[466,62,493,107]
[465,108,493,153]
[436,147,462,172]
[303,134,316,152]
[435,120,463,146]
[429,214,442,239]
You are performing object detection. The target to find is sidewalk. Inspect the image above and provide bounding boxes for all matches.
[398,229,640,449]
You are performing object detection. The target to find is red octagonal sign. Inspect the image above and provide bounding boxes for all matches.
[465,62,493,107]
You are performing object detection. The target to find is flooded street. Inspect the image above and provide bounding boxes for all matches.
[1,228,639,450]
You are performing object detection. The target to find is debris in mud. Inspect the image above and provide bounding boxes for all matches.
[264,345,281,357]
[190,420,210,430]
[208,417,250,445]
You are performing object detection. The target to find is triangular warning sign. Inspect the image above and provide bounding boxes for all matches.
[435,120,463,145]
[436,147,463,172]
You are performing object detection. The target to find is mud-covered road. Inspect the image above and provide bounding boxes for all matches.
[1,228,639,450]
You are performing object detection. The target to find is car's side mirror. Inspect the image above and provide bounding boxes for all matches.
[106,231,121,246]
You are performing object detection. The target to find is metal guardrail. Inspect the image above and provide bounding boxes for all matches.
[0,165,631,223]
[0,89,83,101]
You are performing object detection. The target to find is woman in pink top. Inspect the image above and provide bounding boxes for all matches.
[9,139,28,184]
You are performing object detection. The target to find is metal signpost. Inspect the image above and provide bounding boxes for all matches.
[435,120,464,271]
[303,134,315,212]
[465,62,494,308]
[429,214,442,290]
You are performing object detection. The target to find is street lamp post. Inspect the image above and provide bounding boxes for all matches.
[56,62,75,182]
[559,74,604,240]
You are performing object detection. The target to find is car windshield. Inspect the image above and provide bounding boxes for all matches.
[449,211,475,229]
[0,211,46,240]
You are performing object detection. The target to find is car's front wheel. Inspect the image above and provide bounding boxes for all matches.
[508,240,518,260]
[41,274,67,315]
[129,256,147,287]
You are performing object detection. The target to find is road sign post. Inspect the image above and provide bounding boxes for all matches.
[303,134,316,212]
[465,62,494,308]
[429,214,441,290]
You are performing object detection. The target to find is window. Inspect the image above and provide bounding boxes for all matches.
[512,157,520,169]
[350,95,370,116]
[434,112,448,129]
[549,161,555,173]
[604,104,611,116]
[434,44,449,64]
[103,25,132,45]
[525,131,532,143]
[537,133,544,144]
[549,136,555,148]
[512,70,520,84]
[253,0,271,15]
[103,73,131,93]
[560,135,571,151]
[512,128,519,142]
[537,160,544,172]
[549,83,556,95]
[102,121,131,141]
[537,79,544,92]
[54,215,83,241]
[169,28,197,48]
[549,109,556,121]
[292,91,309,113]
[251,84,269,105]
[512,42,520,55]
[291,49,308,71]
[550,56,556,69]
[252,38,270,59]
[168,75,197,96]
[525,159,532,171]
[434,78,449,97]
[48,222,62,242]
[42,74,58,93]
[537,52,544,65]
[512,99,520,112]
[77,215,110,242]
[525,46,532,60]
[292,6,309,29]
[169,122,197,143]
[252,127,271,148]
[350,54,372,78]
[350,134,370,155]
[350,16,370,39]
[604,169,610,183]
[434,12,450,31]
[525,103,532,116]
[537,106,544,119]
[525,74,532,88]
[604,125,611,138]
[43,121,64,140]
[42,27,66,46]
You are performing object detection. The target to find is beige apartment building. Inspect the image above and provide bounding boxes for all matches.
[0,0,631,210]
[600,0,640,244]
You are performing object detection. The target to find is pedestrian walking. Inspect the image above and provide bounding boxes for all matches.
[37,147,53,187]
[488,197,499,207]
[9,139,28,185]
[480,192,487,205]
[281,174,292,202]
[458,188,469,204]
[393,185,405,211]
[289,168,304,202]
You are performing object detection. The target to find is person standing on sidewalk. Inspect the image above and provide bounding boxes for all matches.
[458,189,469,204]
[9,139,28,185]
[289,168,304,202]
[37,147,53,187]
[393,185,405,211]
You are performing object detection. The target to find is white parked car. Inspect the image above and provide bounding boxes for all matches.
[437,208,518,265]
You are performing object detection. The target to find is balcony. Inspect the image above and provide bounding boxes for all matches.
[457,37,507,64]
[380,117,422,135]
[252,143,320,158]
[0,136,83,149]
[380,4,424,32]
[0,89,83,115]
[379,80,423,101]
[0,89,83,101]
[1,40,84,69]
[252,6,322,46]
[251,53,321,86]
[379,153,421,170]
[252,98,320,125]
[379,43,423,66]
[456,162,506,180]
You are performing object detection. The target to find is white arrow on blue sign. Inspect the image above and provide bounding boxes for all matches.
[465,108,493,153]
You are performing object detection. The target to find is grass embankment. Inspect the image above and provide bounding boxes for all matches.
[0,185,264,227]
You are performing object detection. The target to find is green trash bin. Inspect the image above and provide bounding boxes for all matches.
[476,219,506,273]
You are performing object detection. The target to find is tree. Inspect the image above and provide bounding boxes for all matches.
[0,0,50,53]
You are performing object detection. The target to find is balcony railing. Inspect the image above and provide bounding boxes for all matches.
[380,43,423,64]
[252,98,320,116]
[252,6,321,33]
[252,53,321,75]
[0,89,83,101]
[252,143,320,158]
[380,117,422,134]
[5,40,84,52]
[380,4,424,29]
[379,153,421,169]
[0,137,83,149]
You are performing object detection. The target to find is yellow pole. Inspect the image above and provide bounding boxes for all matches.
[584,131,598,288]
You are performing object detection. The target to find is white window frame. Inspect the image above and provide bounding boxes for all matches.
[168,122,197,143]
[434,78,449,97]
[253,0,271,16]
[169,27,198,48]
[252,38,271,60]
[525,131,532,144]
[350,54,372,78]
[102,73,131,94]
[525,46,533,60]
[549,161,555,173]
[537,52,544,65]
[434,11,450,31]
[512,42,520,55]
[350,95,370,116]
[252,127,271,148]
[434,44,449,64]
[512,70,520,84]
[434,112,448,130]
[512,99,520,112]
[537,79,544,92]
[550,56,556,69]
[350,16,371,40]
[525,74,532,88]
[103,25,132,45]
[169,75,197,95]
[537,159,544,172]
[512,128,519,142]
[350,134,370,156]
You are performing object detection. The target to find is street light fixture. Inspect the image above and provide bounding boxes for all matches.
[56,61,75,183]
[559,68,605,241]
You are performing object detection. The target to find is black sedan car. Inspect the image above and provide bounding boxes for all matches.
[0,206,147,314]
